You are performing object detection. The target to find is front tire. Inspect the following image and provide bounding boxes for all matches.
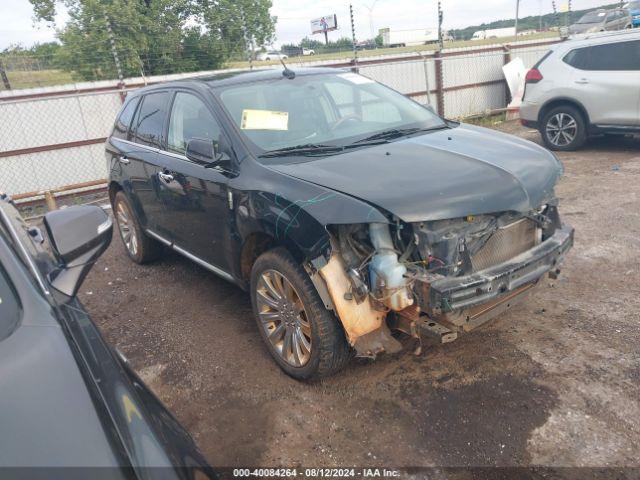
[250,248,351,380]
[540,105,587,151]
[112,191,164,264]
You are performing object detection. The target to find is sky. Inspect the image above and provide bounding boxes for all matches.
[0,0,614,50]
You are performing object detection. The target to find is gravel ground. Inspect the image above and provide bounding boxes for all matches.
[80,122,640,470]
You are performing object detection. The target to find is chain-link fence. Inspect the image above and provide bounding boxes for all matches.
[300,38,559,117]
[0,89,121,200]
[0,37,560,203]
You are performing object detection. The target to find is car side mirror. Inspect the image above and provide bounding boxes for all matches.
[43,206,112,298]
[186,138,215,164]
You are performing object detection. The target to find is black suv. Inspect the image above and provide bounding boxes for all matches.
[106,68,573,380]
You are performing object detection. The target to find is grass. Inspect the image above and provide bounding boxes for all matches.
[2,69,76,91]
[226,31,559,68]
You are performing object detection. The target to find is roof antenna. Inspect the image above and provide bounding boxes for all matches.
[279,55,295,79]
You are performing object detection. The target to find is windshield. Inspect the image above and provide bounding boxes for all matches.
[577,11,606,23]
[625,1,640,9]
[217,72,445,155]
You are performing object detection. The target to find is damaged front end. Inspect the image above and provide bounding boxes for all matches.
[307,204,574,358]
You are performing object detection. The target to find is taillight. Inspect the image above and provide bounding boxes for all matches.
[525,68,543,84]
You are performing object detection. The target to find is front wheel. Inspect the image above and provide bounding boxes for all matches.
[540,105,587,151]
[250,248,351,380]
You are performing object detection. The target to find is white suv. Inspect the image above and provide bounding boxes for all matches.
[520,30,640,151]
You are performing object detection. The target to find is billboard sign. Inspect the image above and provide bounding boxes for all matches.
[311,14,338,34]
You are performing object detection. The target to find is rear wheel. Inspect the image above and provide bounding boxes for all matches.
[113,191,163,264]
[250,247,351,380]
[540,105,587,151]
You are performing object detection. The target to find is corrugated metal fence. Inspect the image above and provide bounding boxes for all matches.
[0,38,560,203]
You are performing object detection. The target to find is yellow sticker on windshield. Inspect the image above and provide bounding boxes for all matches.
[241,109,289,131]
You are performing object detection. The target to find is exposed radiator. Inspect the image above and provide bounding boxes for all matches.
[471,218,539,271]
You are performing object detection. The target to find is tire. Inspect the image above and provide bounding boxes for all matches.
[540,105,587,151]
[112,191,164,264]
[250,247,351,380]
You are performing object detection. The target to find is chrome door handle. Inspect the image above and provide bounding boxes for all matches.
[118,155,130,165]
[158,171,174,183]
[575,79,589,84]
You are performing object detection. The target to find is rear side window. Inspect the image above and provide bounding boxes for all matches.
[564,41,640,71]
[112,96,140,140]
[563,48,591,70]
[132,91,170,148]
[0,264,21,342]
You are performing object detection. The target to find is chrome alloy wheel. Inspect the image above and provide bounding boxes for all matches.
[546,112,577,147]
[256,269,312,367]
[115,200,138,257]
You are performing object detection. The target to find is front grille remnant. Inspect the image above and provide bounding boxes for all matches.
[471,218,538,271]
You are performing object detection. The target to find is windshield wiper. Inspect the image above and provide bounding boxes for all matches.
[352,125,449,144]
[259,143,345,158]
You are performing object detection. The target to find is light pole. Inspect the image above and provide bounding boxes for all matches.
[361,0,380,39]
[514,0,521,42]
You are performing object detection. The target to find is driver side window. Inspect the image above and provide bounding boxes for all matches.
[167,92,221,156]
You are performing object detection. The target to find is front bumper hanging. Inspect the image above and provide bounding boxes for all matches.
[425,224,574,315]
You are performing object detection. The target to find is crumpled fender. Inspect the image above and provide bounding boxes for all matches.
[230,157,389,261]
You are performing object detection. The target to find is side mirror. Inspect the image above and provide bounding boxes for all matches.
[43,205,112,298]
[186,138,215,164]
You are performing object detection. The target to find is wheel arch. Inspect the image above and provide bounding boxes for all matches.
[109,180,149,229]
[238,230,310,287]
[538,97,591,127]
[108,180,122,204]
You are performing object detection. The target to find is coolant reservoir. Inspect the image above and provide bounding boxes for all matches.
[369,223,414,311]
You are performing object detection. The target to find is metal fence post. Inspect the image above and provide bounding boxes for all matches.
[434,51,445,116]
[415,51,432,108]
[105,14,126,102]
[0,59,11,90]
[350,4,359,73]
[503,45,512,105]
[44,191,57,211]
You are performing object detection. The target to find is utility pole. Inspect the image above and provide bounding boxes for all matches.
[539,0,543,31]
[514,0,520,42]
[350,4,359,72]
[105,14,125,101]
[240,9,254,71]
[437,0,444,50]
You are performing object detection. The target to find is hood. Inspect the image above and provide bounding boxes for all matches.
[269,124,563,223]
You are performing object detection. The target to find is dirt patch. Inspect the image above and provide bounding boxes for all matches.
[80,123,640,468]
[408,376,556,466]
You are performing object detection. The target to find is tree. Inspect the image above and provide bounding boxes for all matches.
[0,42,64,72]
[27,0,276,80]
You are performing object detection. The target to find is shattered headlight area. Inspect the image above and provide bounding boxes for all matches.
[311,205,573,358]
